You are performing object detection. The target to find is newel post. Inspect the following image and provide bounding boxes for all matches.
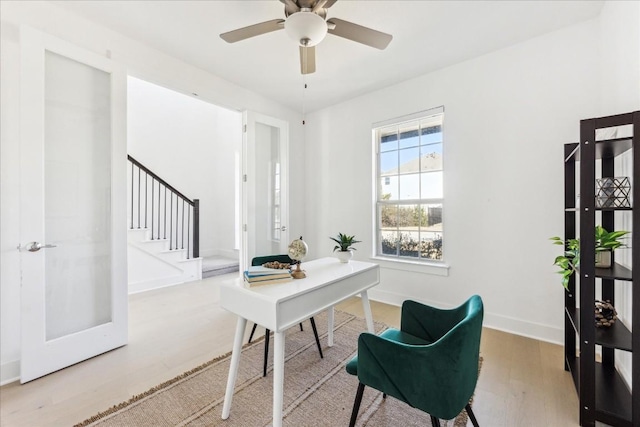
[193,199,200,258]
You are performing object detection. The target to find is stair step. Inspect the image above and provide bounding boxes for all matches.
[158,249,187,262]
[127,228,150,242]
[136,239,170,252]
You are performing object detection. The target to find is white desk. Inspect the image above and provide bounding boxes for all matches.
[220,257,379,427]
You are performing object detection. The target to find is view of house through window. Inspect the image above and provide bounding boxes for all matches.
[374,107,444,261]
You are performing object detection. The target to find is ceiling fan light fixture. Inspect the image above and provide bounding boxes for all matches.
[285,11,327,47]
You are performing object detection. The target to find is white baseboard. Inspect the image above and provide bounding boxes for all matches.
[367,288,563,345]
[1,360,20,386]
[199,248,239,259]
[129,275,188,294]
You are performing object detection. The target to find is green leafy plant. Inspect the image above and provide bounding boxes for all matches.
[550,226,629,290]
[550,236,580,291]
[330,233,361,252]
[595,225,629,251]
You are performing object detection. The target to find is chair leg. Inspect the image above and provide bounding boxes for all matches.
[263,329,270,377]
[349,383,365,427]
[299,322,304,331]
[382,393,387,399]
[309,317,324,359]
[465,404,479,427]
[248,323,258,343]
[430,415,441,427]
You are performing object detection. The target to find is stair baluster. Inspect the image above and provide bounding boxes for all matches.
[127,155,199,259]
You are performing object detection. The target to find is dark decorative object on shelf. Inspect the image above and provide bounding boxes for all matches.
[596,176,631,208]
[595,300,618,328]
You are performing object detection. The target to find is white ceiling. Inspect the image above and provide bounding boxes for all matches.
[51,0,604,113]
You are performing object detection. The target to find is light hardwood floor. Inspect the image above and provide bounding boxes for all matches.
[0,273,579,426]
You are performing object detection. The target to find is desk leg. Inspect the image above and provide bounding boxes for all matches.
[273,331,285,427]
[360,291,375,333]
[327,306,335,347]
[222,316,247,420]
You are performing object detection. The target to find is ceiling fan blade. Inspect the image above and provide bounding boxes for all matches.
[220,19,285,43]
[324,0,338,8]
[311,0,328,13]
[298,0,315,8]
[300,45,316,75]
[326,18,392,50]
[280,0,300,15]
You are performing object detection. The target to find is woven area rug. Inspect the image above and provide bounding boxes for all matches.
[75,310,475,427]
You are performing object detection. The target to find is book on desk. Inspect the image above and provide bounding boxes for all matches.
[244,267,293,287]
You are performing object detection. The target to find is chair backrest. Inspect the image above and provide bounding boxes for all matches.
[411,295,484,419]
[251,254,294,266]
[358,295,483,420]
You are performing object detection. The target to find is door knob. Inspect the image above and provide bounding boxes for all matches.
[19,242,58,252]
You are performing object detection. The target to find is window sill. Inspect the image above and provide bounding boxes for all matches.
[369,256,449,277]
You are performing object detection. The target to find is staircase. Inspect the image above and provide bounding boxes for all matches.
[127,155,202,293]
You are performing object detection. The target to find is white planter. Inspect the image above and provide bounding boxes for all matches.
[335,250,353,263]
[595,251,612,268]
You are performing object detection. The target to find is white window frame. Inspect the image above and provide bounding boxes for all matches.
[372,107,447,269]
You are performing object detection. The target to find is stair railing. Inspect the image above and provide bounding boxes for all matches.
[128,155,199,259]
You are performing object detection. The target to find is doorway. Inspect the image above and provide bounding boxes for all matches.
[126,77,242,285]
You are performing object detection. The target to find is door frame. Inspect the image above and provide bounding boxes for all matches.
[240,111,290,272]
[19,26,128,383]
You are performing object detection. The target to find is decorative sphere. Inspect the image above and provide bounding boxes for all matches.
[288,236,308,261]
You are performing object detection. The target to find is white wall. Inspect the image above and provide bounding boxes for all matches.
[598,0,640,391]
[128,76,241,259]
[0,1,305,384]
[598,0,640,116]
[303,9,639,344]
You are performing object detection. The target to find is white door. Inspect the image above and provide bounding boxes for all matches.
[241,111,290,271]
[19,27,128,383]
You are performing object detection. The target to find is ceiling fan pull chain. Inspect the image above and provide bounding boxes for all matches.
[302,78,307,125]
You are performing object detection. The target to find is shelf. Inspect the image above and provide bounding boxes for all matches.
[595,137,634,159]
[565,357,632,426]
[576,262,633,280]
[597,207,633,211]
[563,112,639,427]
[595,262,633,281]
[565,207,633,212]
[565,356,579,394]
[595,362,632,426]
[566,307,632,351]
[565,137,633,162]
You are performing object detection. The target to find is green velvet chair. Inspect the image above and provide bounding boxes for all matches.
[247,255,323,377]
[346,295,483,427]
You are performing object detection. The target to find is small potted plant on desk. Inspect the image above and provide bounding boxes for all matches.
[550,225,629,290]
[330,233,361,263]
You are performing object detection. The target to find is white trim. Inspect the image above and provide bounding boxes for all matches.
[366,288,563,345]
[19,26,128,383]
[372,107,445,264]
[241,111,290,274]
[0,360,20,386]
[372,106,444,129]
[128,276,189,294]
[370,256,449,276]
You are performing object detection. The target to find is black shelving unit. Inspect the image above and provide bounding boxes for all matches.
[563,111,640,426]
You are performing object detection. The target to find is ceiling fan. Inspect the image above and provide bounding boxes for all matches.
[220,0,393,75]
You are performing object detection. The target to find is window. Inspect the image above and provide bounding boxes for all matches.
[374,107,444,262]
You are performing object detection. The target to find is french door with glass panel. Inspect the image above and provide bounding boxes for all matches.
[241,112,290,272]
[19,27,127,383]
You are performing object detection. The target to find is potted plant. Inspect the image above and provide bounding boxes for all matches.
[330,233,361,263]
[550,225,629,290]
[594,225,629,267]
